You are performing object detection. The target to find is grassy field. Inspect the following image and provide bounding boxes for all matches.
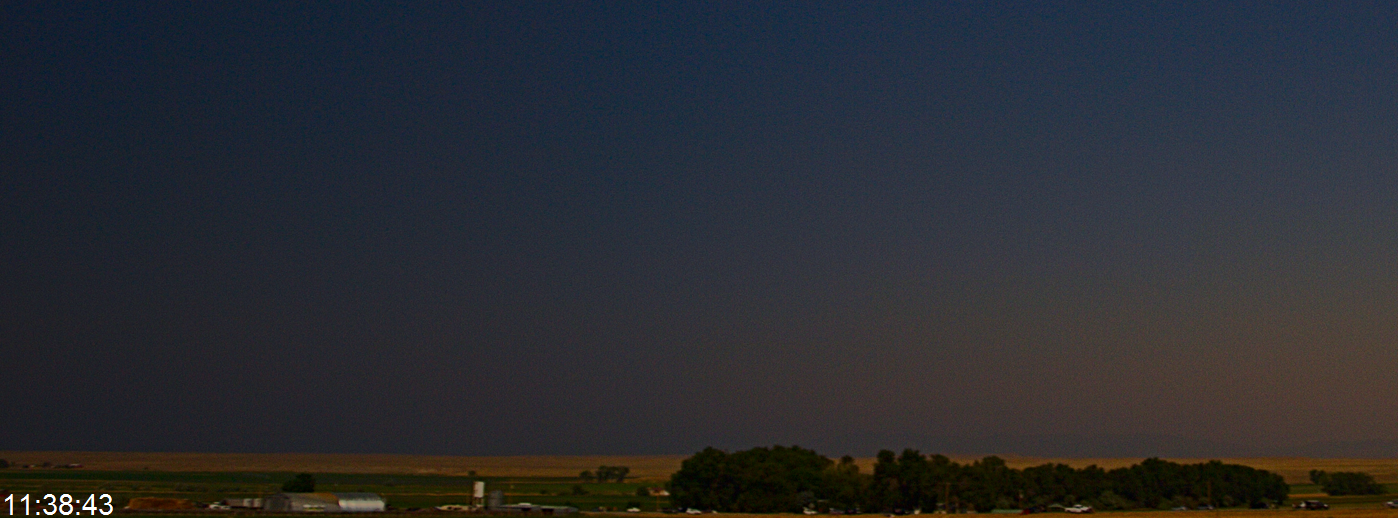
[0,470,668,511]
[605,511,1398,518]
[99,509,1398,518]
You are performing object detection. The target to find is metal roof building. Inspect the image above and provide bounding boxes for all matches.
[492,503,579,515]
[263,493,385,513]
[336,493,387,513]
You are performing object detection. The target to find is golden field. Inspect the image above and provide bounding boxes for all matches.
[2,452,1396,483]
[0,451,685,480]
[614,511,1398,518]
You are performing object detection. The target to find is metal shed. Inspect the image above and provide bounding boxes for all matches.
[263,493,385,513]
[223,498,263,508]
[493,503,579,515]
[264,493,341,512]
[335,493,387,513]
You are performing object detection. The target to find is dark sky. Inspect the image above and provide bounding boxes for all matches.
[5,2,1398,458]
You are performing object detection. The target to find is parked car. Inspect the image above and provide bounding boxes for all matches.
[1065,505,1093,514]
[1294,501,1329,511]
[628,508,642,513]
[1384,500,1398,509]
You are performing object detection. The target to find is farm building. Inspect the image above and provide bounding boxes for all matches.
[336,493,387,513]
[263,493,385,513]
[223,498,263,508]
[484,491,575,515]
[491,503,579,515]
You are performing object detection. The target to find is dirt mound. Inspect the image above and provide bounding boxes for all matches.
[125,497,196,510]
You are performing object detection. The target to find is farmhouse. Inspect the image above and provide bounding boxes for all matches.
[263,493,386,513]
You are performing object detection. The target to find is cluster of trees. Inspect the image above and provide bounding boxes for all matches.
[282,473,316,492]
[1309,470,1385,496]
[669,446,837,512]
[669,446,1290,513]
[580,465,631,483]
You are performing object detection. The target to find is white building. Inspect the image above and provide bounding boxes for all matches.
[263,493,385,513]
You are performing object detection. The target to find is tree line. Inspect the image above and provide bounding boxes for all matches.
[668,446,1290,513]
[1309,470,1385,496]
[580,465,631,483]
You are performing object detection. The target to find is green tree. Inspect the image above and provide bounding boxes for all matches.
[823,455,869,510]
[282,473,316,492]
[1093,490,1132,511]
[672,447,1287,512]
[1320,472,1383,496]
[962,456,1021,512]
[670,445,834,513]
[580,470,595,482]
[870,449,960,512]
[594,465,631,483]
[669,447,732,511]
[0,459,8,469]
[870,449,901,510]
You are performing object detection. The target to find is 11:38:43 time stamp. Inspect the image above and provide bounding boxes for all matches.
[5,494,113,516]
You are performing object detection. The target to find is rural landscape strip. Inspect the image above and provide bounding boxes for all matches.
[0,451,1394,515]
